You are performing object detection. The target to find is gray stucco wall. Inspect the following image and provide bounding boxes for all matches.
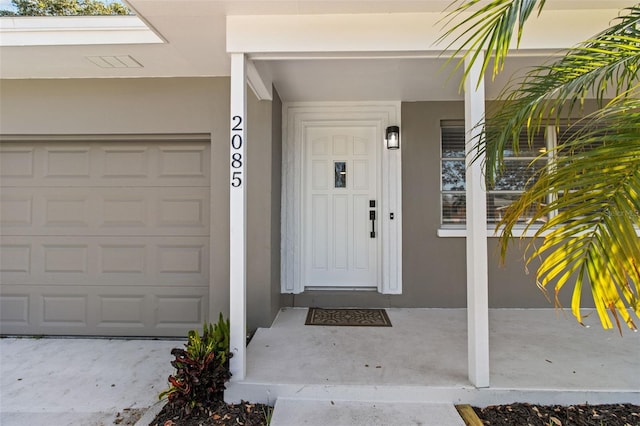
[270,89,283,322]
[246,86,283,330]
[0,77,282,332]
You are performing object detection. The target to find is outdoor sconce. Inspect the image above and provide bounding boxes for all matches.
[385,126,400,150]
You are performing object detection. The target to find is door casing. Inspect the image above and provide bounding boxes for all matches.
[281,102,402,295]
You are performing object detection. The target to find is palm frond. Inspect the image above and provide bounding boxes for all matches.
[497,99,640,330]
[480,6,640,183]
[438,0,546,85]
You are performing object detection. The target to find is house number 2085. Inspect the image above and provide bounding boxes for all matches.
[230,115,243,188]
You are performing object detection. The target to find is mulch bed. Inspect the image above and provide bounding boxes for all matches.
[148,401,271,426]
[145,401,640,426]
[473,403,640,426]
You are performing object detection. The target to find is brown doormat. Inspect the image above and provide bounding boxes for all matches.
[305,308,392,327]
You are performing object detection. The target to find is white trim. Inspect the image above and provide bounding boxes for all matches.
[281,102,402,295]
[438,228,640,238]
[246,49,564,61]
[437,227,550,238]
[229,53,247,382]
[436,228,468,238]
[0,16,163,46]
[246,59,273,101]
[464,55,490,388]
[0,133,208,142]
[381,109,402,294]
[227,10,619,55]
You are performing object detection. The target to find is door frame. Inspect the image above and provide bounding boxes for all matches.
[281,102,402,294]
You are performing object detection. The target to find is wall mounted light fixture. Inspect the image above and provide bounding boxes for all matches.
[385,126,400,150]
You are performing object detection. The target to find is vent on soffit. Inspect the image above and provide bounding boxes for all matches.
[87,55,143,68]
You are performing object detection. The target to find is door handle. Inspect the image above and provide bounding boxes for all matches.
[370,209,376,238]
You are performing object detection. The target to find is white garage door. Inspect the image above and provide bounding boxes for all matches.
[0,136,211,337]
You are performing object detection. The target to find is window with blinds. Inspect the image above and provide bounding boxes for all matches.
[440,121,551,225]
[441,123,467,224]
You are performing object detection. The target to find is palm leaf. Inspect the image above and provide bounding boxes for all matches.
[479,7,640,183]
[439,0,546,86]
[497,102,640,330]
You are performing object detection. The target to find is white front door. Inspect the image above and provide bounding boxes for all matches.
[303,125,379,289]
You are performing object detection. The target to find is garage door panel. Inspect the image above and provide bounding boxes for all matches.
[1,236,209,285]
[98,295,147,328]
[42,294,88,326]
[157,145,208,178]
[0,146,35,178]
[101,146,149,178]
[0,195,33,228]
[0,244,31,273]
[0,294,30,326]
[1,284,208,336]
[1,187,210,236]
[157,197,206,228]
[157,244,205,275]
[155,294,204,327]
[44,146,91,178]
[99,245,146,274]
[1,142,209,187]
[101,197,147,228]
[43,244,89,273]
[45,196,90,228]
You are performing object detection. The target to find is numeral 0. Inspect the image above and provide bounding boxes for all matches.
[231,134,242,149]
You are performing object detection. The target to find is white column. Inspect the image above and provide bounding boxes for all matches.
[464,54,490,388]
[229,53,247,381]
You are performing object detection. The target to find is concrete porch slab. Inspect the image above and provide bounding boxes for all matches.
[226,308,640,406]
[270,399,466,426]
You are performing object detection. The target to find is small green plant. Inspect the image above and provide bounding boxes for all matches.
[262,404,274,425]
[159,313,232,417]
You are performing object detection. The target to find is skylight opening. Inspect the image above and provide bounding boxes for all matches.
[0,1,163,46]
[0,0,132,17]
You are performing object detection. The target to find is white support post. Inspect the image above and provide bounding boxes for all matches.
[464,54,490,388]
[229,53,247,382]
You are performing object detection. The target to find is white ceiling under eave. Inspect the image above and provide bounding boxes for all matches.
[0,0,635,102]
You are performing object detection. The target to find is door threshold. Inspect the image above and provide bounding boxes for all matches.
[304,286,378,292]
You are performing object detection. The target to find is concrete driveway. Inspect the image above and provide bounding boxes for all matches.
[0,337,183,426]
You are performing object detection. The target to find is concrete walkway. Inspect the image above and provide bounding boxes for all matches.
[270,399,466,426]
[0,337,183,426]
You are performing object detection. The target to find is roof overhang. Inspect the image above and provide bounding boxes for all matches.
[227,10,620,55]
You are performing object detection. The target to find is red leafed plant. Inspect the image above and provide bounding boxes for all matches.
[159,313,231,417]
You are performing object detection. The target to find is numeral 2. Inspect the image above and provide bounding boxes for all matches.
[232,115,243,131]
